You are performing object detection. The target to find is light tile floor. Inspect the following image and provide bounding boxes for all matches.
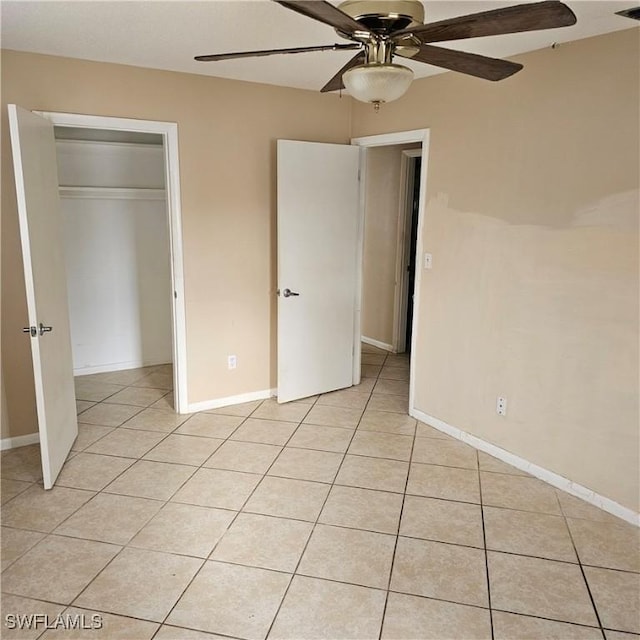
[2,348,639,639]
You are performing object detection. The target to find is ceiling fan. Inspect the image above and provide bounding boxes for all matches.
[195,0,577,109]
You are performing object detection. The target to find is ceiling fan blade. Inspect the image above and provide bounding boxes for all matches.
[273,0,372,38]
[321,51,366,92]
[398,44,523,81]
[394,1,576,43]
[195,43,360,62]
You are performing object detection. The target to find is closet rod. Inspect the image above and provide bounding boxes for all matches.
[59,186,166,201]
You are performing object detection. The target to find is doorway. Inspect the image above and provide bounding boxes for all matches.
[37,111,188,414]
[351,129,429,413]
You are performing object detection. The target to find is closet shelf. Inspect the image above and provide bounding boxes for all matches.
[59,186,166,201]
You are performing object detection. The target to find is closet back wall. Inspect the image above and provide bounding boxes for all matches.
[56,138,172,374]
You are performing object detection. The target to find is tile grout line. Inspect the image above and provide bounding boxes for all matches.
[377,349,415,640]
[478,449,495,640]
[559,493,607,638]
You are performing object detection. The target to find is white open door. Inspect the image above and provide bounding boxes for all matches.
[8,104,77,489]
[277,140,361,403]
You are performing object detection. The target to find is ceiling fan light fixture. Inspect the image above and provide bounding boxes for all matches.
[343,63,414,106]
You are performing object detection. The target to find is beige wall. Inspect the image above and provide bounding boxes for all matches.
[362,145,403,347]
[1,50,351,438]
[353,29,640,511]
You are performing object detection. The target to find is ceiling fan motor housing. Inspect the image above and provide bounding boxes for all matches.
[337,0,424,60]
[337,0,425,33]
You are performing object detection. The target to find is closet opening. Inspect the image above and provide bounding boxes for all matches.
[39,111,187,414]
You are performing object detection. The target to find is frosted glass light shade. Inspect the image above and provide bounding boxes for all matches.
[343,63,414,105]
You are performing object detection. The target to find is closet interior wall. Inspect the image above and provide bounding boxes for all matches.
[54,128,173,375]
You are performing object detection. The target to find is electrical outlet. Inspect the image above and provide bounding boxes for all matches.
[228,355,237,370]
[496,396,507,416]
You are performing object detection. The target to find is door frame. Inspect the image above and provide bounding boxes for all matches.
[35,110,188,414]
[350,129,430,412]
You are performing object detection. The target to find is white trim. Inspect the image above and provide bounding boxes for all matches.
[352,149,367,386]
[351,128,430,414]
[351,129,429,148]
[361,336,394,352]
[35,111,188,414]
[187,388,276,414]
[38,111,177,135]
[411,408,640,527]
[1,432,40,451]
[59,186,166,200]
[73,359,170,376]
[163,120,188,414]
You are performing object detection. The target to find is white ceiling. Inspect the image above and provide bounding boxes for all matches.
[1,1,637,92]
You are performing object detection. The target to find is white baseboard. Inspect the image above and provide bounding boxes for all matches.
[410,408,640,528]
[74,359,171,376]
[1,432,40,451]
[361,336,394,352]
[187,388,276,414]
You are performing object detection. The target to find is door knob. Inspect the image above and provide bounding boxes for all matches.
[22,326,36,337]
[38,323,53,336]
[282,288,300,298]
